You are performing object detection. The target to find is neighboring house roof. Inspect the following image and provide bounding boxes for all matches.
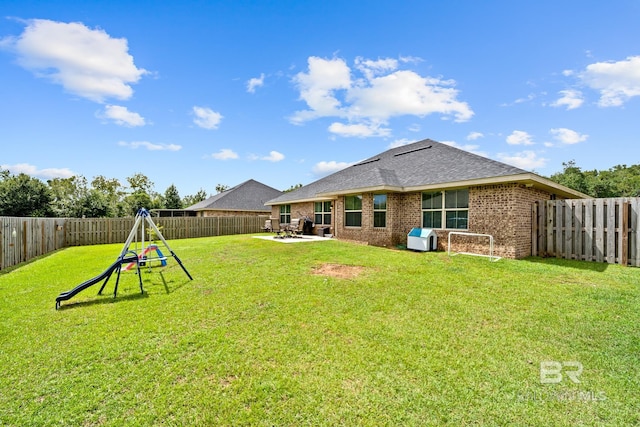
[187,179,283,212]
[266,139,588,205]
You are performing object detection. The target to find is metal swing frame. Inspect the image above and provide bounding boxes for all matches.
[98,208,193,297]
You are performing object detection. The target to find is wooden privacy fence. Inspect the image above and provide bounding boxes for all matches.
[0,217,66,270]
[532,197,640,266]
[1,215,265,270]
[65,216,264,245]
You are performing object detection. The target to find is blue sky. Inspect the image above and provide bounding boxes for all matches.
[1,1,640,197]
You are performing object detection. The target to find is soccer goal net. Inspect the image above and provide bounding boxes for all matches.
[447,231,501,262]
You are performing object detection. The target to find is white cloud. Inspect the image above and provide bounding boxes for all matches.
[466,131,484,141]
[579,56,640,106]
[497,151,547,170]
[348,69,473,122]
[265,151,285,162]
[354,56,398,80]
[247,73,265,93]
[1,163,74,179]
[328,121,391,138]
[0,19,147,102]
[210,148,238,160]
[252,150,285,162]
[408,123,421,132]
[506,130,535,146]
[500,93,537,107]
[290,56,473,135]
[441,140,487,157]
[550,128,588,144]
[192,106,223,129]
[118,141,181,151]
[99,105,145,126]
[290,56,351,123]
[312,160,354,176]
[399,55,424,65]
[551,89,584,110]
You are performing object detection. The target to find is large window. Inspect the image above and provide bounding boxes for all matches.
[421,189,468,229]
[314,201,331,225]
[373,194,387,228]
[279,204,291,224]
[444,189,468,229]
[422,191,443,228]
[344,195,362,227]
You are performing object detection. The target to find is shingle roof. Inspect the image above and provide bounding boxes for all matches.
[187,179,282,212]
[266,138,580,204]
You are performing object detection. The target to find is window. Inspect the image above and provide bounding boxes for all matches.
[373,194,387,228]
[421,189,468,229]
[445,189,468,229]
[344,195,362,227]
[421,191,442,228]
[314,201,331,225]
[279,204,291,224]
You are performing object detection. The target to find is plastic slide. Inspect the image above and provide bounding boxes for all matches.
[55,255,138,309]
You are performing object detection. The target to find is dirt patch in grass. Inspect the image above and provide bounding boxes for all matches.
[312,263,366,279]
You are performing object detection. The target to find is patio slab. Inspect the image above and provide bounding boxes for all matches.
[252,235,333,243]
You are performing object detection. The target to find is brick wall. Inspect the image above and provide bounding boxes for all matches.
[466,184,551,258]
[270,202,324,233]
[271,183,553,258]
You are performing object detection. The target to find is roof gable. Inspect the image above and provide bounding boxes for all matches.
[187,179,283,212]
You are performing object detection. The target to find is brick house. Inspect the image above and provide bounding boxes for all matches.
[265,139,587,259]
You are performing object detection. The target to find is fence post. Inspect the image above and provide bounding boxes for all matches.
[546,200,555,256]
[584,199,593,261]
[595,199,605,263]
[621,201,629,266]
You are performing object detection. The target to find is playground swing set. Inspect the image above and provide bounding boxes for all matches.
[55,208,192,310]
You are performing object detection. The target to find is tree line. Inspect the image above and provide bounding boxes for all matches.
[2,162,637,218]
[548,161,640,198]
[0,170,213,218]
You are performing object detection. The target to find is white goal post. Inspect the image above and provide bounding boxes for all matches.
[447,231,501,262]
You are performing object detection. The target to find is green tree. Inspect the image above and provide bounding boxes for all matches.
[124,173,155,216]
[125,191,153,216]
[549,161,640,197]
[182,188,208,207]
[164,184,183,209]
[76,189,111,218]
[607,164,640,197]
[0,172,54,217]
[126,173,154,194]
[48,175,89,217]
[284,183,303,193]
[91,176,125,217]
[549,161,589,195]
[215,183,229,193]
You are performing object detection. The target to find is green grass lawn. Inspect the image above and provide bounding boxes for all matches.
[1,235,639,426]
